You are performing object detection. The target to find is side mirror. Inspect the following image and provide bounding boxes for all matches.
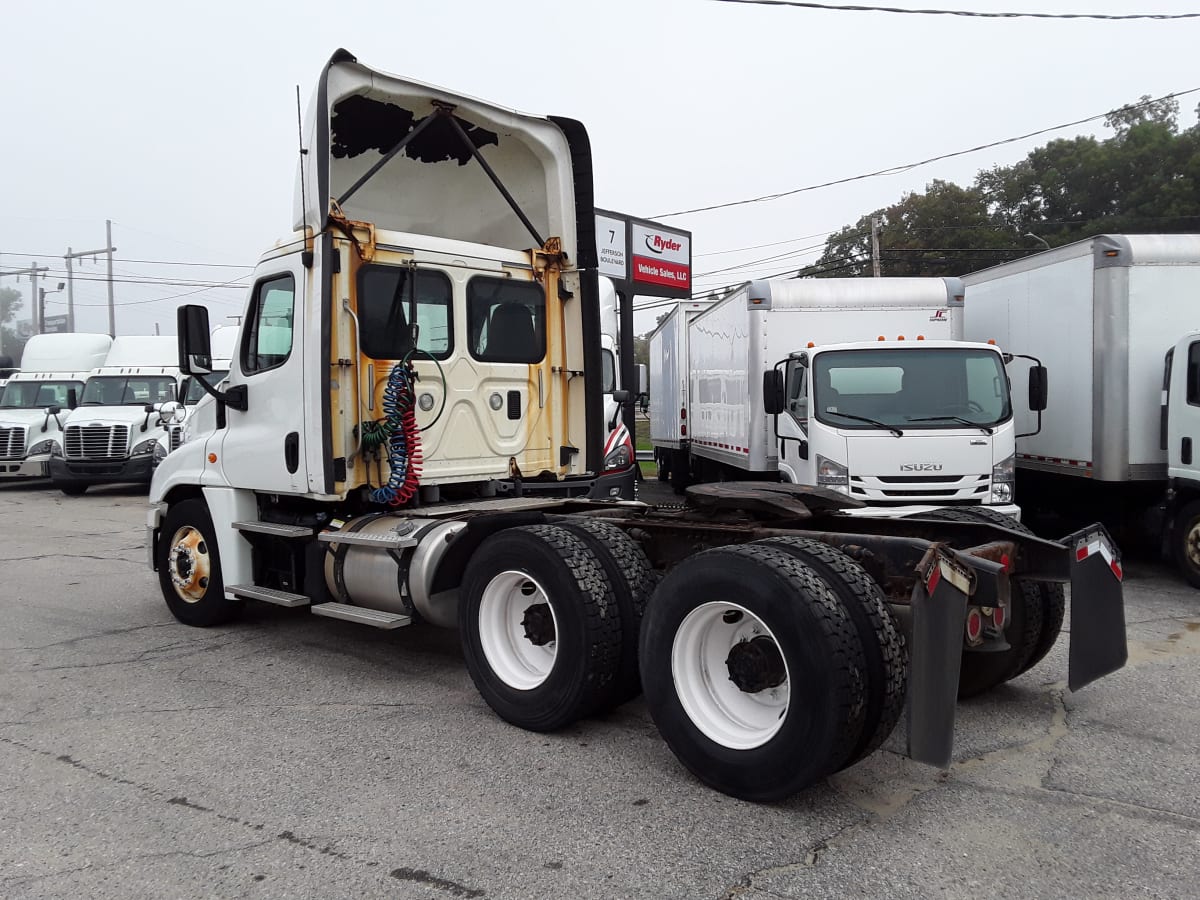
[612,389,631,404]
[157,400,184,425]
[66,388,78,409]
[48,405,62,416]
[1028,365,1048,412]
[763,369,785,416]
[636,364,648,396]
[178,304,213,375]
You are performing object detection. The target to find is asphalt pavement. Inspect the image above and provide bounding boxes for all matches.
[1,481,1198,899]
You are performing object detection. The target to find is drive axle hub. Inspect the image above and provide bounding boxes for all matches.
[726,636,787,693]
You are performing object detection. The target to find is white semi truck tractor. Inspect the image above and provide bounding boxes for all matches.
[148,50,1128,802]
[51,336,184,495]
[0,333,112,478]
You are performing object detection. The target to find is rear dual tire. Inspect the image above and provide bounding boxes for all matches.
[640,544,872,802]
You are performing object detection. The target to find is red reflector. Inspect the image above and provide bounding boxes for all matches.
[993,605,1005,628]
[926,565,941,593]
[681,424,687,436]
[1076,546,1089,562]
[680,408,687,420]
[965,608,983,641]
[1111,560,1123,581]
[1000,553,1011,573]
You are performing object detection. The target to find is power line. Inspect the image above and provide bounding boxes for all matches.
[652,87,1200,218]
[0,250,252,269]
[708,0,1200,21]
[694,229,843,257]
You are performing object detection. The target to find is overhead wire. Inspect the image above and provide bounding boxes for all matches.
[651,87,1200,218]
[707,1,1200,20]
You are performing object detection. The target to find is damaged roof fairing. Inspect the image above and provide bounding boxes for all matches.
[294,50,586,261]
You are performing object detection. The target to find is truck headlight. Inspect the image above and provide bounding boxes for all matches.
[991,454,1015,503]
[604,443,633,471]
[816,454,849,486]
[28,439,56,457]
[133,439,167,462]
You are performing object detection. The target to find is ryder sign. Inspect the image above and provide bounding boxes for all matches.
[632,223,691,291]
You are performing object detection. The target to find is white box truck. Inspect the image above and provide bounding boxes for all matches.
[661,277,1027,516]
[648,298,712,490]
[146,49,1125,803]
[0,333,113,478]
[962,233,1200,584]
[50,335,184,495]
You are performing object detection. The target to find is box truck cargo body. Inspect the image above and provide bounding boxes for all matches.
[660,277,1023,513]
[648,299,712,485]
[962,233,1200,582]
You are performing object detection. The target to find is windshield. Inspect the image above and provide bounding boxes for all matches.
[812,348,1010,430]
[183,371,229,404]
[80,376,177,407]
[0,380,84,410]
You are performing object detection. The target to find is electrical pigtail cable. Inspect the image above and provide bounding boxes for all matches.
[369,355,423,507]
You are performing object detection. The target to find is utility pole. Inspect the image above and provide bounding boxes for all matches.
[106,219,116,337]
[0,261,50,333]
[870,217,882,278]
[65,230,118,334]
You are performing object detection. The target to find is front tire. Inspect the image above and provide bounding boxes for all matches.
[640,545,866,802]
[459,525,622,732]
[1172,499,1200,589]
[158,499,239,627]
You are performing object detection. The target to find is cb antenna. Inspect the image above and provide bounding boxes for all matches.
[296,85,312,268]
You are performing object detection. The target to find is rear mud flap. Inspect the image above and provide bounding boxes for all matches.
[1064,526,1128,692]
[907,549,973,769]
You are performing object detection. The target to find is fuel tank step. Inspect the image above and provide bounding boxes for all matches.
[317,530,417,550]
[310,602,412,629]
[226,584,311,607]
[232,520,313,538]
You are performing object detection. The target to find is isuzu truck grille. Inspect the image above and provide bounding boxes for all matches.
[0,426,25,460]
[64,424,130,460]
[850,473,989,503]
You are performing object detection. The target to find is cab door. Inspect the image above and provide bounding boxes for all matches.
[1167,338,1200,481]
[777,355,812,484]
[214,256,309,493]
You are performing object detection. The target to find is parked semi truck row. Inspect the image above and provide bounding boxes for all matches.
[0,333,113,478]
[147,50,1127,801]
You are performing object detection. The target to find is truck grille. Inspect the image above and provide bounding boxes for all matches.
[0,426,25,460]
[64,424,130,460]
[850,473,989,502]
[169,425,183,452]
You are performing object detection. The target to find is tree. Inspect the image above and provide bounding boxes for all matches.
[0,287,24,362]
[815,95,1200,276]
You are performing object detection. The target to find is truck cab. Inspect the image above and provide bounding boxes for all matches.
[0,333,112,479]
[51,336,184,495]
[770,340,1019,514]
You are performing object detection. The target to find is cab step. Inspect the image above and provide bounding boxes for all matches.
[310,602,412,629]
[233,520,313,539]
[317,530,417,550]
[227,584,311,607]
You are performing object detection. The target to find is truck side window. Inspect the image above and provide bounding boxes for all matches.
[243,274,296,374]
[1188,343,1200,407]
[601,349,617,393]
[467,277,545,364]
[358,266,453,360]
[786,360,808,420]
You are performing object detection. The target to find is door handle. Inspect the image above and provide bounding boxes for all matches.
[1183,436,1192,466]
[285,432,300,473]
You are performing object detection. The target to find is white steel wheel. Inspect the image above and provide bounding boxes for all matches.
[671,601,790,750]
[477,570,560,691]
[167,524,213,604]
